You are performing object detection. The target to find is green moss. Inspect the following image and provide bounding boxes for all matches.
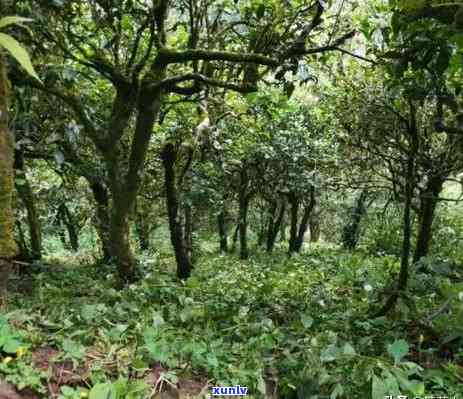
[0,53,17,259]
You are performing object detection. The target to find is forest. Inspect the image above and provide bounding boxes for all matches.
[1,0,463,398]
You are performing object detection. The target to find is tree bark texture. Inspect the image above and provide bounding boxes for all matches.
[161,143,192,279]
[0,52,17,302]
[413,176,444,263]
[342,190,367,250]
[238,169,250,260]
[14,150,42,260]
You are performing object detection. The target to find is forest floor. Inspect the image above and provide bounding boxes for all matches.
[1,241,463,399]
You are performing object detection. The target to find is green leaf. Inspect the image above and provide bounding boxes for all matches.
[81,304,100,321]
[300,313,313,328]
[330,383,344,399]
[60,386,76,396]
[0,33,40,81]
[89,382,116,399]
[145,339,170,363]
[320,344,339,362]
[152,311,165,328]
[409,381,425,396]
[0,16,33,29]
[3,338,21,354]
[387,339,409,363]
[257,374,266,395]
[342,342,356,356]
[372,375,388,399]
[62,339,85,360]
[206,353,219,368]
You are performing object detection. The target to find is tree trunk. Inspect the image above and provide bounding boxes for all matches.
[231,223,239,253]
[266,200,286,253]
[265,200,278,251]
[293,188,316,253]
[0,52,17,303]
[288,194,300,254]
[217,209,228,253]
[161,143,192,279]
[55,212,67,247]
[58,203,79,252]
[257,205,266,247]
[0,259,11,305]
[238,169,250,260]
[109,201,138,284]
[342,190,368,250]
[309,206,320,243]
[15,220,29,261]
[413,176,444,263]
[103,67,166,285]
[279,212,286,242]
[375,110,418,317]
[89,182,112,262]
[184,203,194,263]
[135,200,151,251]
[135,218,150,251]
[14,150,42,260]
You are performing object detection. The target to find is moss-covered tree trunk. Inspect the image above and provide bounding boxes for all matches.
[413,176,444,263]
[0,52,18,302]
[58,203,79,252]
[279,212,287,242]
[105,74,166,285]
[288,194,300,254]
[89,181,111,263]
[217,207,228,254]
[134,199,151,251]
[238,169,250,260]
[231,222,239,253]
[161,143,192,279]
[14,150,42,260]
[266,200,286,253]
[342,190,367,250]
[309,206,321,243]
[257,204,267,247]
[293,188,316,253]
[184,203,194,263]
[375,105,418,317]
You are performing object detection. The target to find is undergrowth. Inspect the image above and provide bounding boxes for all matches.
[1,244,463,398]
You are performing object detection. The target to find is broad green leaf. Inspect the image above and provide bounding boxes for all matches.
[320,344,339,362]
[145,339,170,363]
[206,353,219,368]
[372,375,388,399]
[60,386,76,396]
[89,382,116,399]
[330,383,344,399]
[409,381,425,396]
[257,374,266,395]
[300,313,314,329]
[387,339,409,363]
[62,339,85,360]
[3,338,21,354]
[0,16,33,29]
[342,342,356,356]
[0,33,40,81]
[152,310,165,328]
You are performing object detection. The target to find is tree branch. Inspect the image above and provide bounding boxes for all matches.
[334,47,377,64]
[160,73,257,93]
[157,48,280,67]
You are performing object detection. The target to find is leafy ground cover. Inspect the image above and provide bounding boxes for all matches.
[1,243,463,399]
